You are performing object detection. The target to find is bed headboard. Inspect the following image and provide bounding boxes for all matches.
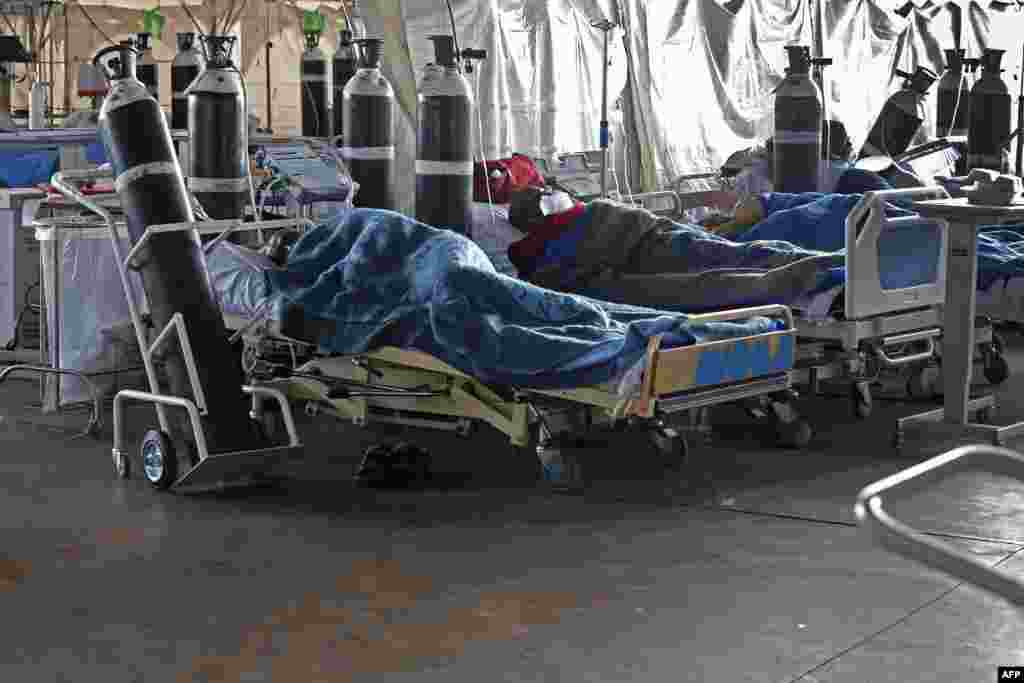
[844,187,951,320]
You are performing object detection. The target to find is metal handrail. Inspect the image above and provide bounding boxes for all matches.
[855,444,1024,607]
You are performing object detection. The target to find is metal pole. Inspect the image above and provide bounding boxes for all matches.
[592,19,614,198]
[1017,41,1023,178]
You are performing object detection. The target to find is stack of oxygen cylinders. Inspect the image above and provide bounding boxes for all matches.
[773,43,1016,194]
[300,25,484,235]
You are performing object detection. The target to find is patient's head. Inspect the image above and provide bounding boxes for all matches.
[508,186,576,231]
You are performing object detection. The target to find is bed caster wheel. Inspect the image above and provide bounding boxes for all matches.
[983,352,1010,386]
[140,429,177,491]
[852,382,872,419]
[114,450,129,479]
[304,401,320,417]
[649,427,687,470]
[906,365,939,400]
[776,419,813,449]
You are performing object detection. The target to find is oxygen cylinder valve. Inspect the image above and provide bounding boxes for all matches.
[428,35,457,69]
[460,48,487,74]
[354,37,383,67]
[784,45,812,74]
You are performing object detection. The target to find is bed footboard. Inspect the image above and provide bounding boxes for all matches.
[627,304,796,418]
[844,187,950,320]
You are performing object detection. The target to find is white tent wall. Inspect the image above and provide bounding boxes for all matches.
[1,0,1004,200]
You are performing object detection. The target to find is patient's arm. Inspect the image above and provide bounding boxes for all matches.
[532,253,842,311]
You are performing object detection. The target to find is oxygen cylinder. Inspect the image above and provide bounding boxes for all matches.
[937,49,970,138]
[773,45,823,193]
[967,48,1012,172]
[0,64,13,118]
[416,35,474,235]
[186,34,249,219]
[171,32,203,131]
[28,80,48,129]
[92,43,265,455]
[331,29,359,142]
[860,66,937,159]
[342,37,394,209]
[300,31,329,137]
[135,32,159,100]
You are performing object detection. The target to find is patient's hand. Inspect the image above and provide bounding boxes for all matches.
[769,254,843,297]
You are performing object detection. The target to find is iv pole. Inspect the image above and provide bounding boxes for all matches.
[592,19,615,198]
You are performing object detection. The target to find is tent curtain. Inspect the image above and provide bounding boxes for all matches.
[10,0,998,198]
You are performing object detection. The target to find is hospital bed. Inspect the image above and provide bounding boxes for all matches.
[51,168,815,490]
[678,186,1004,422]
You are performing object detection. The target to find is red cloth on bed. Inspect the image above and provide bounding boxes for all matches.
[507,202,585,274]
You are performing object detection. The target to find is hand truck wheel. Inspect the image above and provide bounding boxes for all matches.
[140,429,177,490]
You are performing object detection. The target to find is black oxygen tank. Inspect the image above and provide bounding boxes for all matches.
[773,45,822,193]
[416,35,474,236]
[92,44,264,454]
[342,37,394,209]
[186,34,249,219]
[937,49,970,138]
[860,66,937,159]
[332,29,359,142]
[300,31,329,137]
[134,32,159,100]
[967,48,1012,172]
[171,32,203,131]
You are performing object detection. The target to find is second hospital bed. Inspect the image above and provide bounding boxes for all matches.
[641,186,1008,423]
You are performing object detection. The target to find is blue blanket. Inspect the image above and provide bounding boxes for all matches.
[740,192,1024,291]
[265,209,784,389]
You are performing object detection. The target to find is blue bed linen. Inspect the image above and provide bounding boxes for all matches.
[742,192,1024,291]
[262,208,784,390]
[0,150,58,187]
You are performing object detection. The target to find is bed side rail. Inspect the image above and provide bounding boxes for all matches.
[844,186,950,320]
[855,444,1024,607]
[684,303,794,331]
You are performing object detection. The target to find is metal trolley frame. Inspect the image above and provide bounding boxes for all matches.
[51,167,310,493]
[856,443,1024,607]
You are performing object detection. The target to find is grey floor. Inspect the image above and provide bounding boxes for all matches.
[3,332,1024,682]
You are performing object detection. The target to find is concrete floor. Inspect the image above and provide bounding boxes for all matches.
[3,333,1024,682]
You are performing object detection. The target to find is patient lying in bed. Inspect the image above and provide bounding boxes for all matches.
[507,189,843,312]
[207,207,786,391]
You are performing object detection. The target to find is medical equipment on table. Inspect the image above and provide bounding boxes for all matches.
[52,167,303,493]
[251,136,355,218]
[856,444,1024,607]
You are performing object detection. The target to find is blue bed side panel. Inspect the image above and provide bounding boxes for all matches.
[691,332,794,389]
